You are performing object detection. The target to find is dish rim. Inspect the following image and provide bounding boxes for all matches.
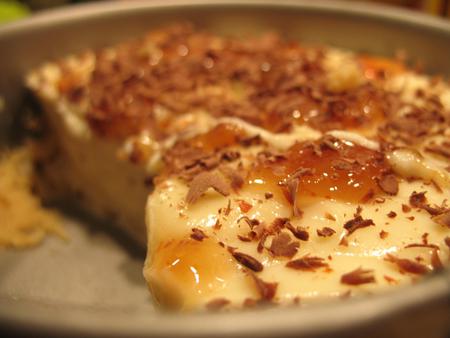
[0,1,449,337]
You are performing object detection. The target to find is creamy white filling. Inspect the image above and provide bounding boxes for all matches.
[145,175,449,310]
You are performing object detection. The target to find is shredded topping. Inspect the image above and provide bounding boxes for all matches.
[186,171,231,203]
[250,273,278,301]
[343,215,375,236]
[190,227,207,241]
[286,255,329,271]
[317,227,336,237]
[231,250,264,272]
[269,232,299,258]
[385,254,429,275]
[340,267,376,285]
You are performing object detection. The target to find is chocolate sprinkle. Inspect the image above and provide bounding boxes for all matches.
[340,267,376,285]
[343,215,375,236]
[387,211,397,218]
[250,273,278,301]
[430,249,443,271]
[286,255,329,271]
[433,210,450,228]
[377,173,399,195]
[232,251,264,272]
[385,254,429,275]
[186,171,231,204]
[190,227,207,241]
[317,227,336,237]
[286,223,309,241]
[269,232,299,258]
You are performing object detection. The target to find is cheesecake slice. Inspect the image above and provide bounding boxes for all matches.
[25,23,450,310]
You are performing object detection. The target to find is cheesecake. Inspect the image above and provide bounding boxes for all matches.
[26,23,450,310]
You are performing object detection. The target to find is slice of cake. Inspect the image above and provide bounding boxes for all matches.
[25,23,450,310]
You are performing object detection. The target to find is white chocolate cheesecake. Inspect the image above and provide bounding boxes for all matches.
[26,24,450,311]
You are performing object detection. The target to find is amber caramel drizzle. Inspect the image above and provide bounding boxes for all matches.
[250,138,390,203]
[151,238,237,299]
[184,123,246,152]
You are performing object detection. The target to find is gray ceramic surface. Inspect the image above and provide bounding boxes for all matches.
[0,1,449,337]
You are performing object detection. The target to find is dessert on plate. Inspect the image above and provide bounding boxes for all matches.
[26,23,450,310]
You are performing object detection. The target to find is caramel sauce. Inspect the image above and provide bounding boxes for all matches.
[151,237,237,298]
[250,138,389,203]
[359,55,405,80]
[185,123,245,152]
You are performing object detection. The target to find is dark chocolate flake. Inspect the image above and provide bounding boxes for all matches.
[250,273,278,301]
[317,227,336,237]
[232,251,264,272]
[404,243,439,249]
[431,249,443,271]
[385,254,429,275]
[269,232,299,258]
[377,174,399,195]
[379,230,389,239]
[286,222,309,241]
[340,267,376,285]
[190,228,207,241]
[445,236,450,249]
[432,210,450,228]
[409,191,427,208]
[264,192,273,199]
[286,255,329,271]
[402,204,411,213]
[343,215,375,236]
[387,211,397,218]
[186,171,231,204]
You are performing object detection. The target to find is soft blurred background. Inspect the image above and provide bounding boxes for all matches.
[0,0,449,24]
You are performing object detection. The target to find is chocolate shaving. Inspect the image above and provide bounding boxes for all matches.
[206,298,230,310]
[186,171,231,204]
[257,232,269,253]
[402,204,411,213]
[264,192,273,199]
[190,228,207,241]
[317,227,336,237]
[387,211,397,218]
[219,165,244,191]
[269,217,289,233]
[232,251,263,272]
[385,254,429,275]
[340,267,376,285]
[404,243,439,249]
[379,230,389,239]
[284,178,303,217]
[286,255,329,271]
[431,249,443,270]
[445,236,450,249]
[432,210,450,228]
[269,232,299,258]
[409,191,427,208]
[324,212,336,221]
[250,273,278,301]
[339,236,348,247]
[343,215,375,236]
[286,223,309,241]
[377,173,399,195]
